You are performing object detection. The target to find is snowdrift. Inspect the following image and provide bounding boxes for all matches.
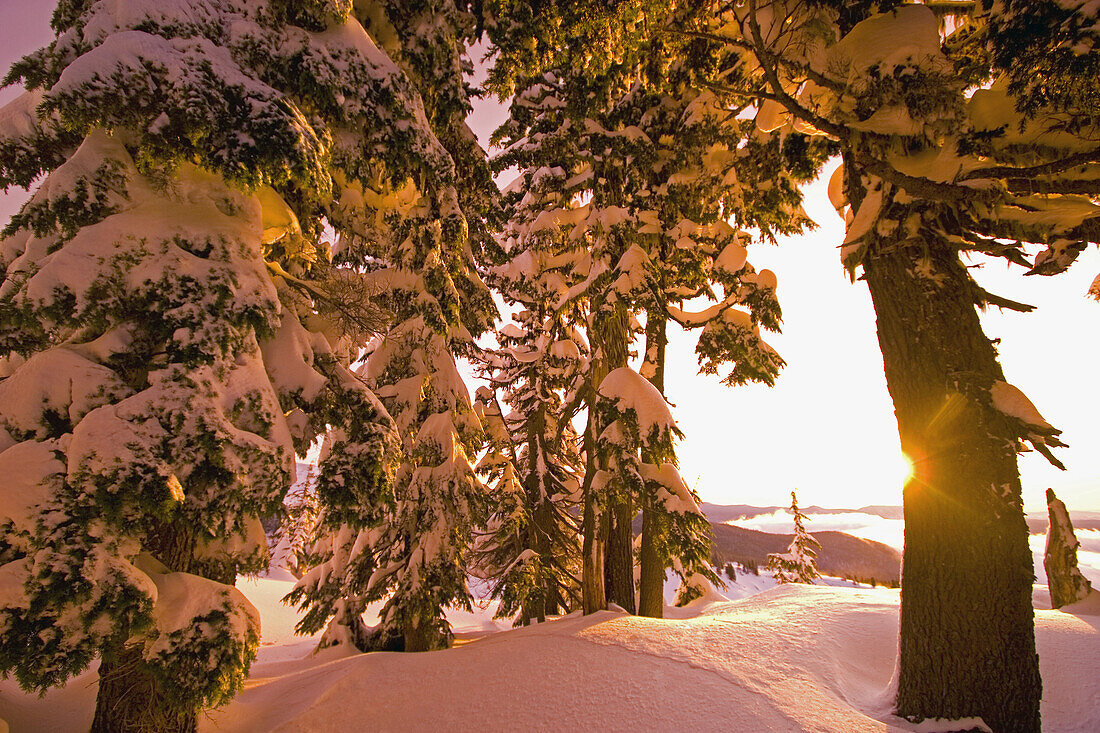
[2,582,1096,732]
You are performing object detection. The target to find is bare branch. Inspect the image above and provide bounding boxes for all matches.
[973,286,1035,313]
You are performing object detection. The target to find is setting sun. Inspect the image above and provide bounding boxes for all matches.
[895,452,915,488]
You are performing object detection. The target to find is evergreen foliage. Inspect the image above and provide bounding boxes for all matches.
[594,366,722,603]
[472,359,583,624]
[269,465,321,578]
[486,0,830,611]
[0,0,1097,726]
[703,3,1099,730]
[0,0,453,720]
[290,0,501,652]
[766,491,821,585]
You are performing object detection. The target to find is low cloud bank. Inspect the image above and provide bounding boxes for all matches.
[726,511,1100,585]
[728,511,905,550]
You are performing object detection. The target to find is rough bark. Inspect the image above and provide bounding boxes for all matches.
[519,402,551,624]
[580,411,606,614]
[581,304,631,613]
[638,310,668,618]
[1044,488,1094,610]
[860,204,1041,732]
[604,492,636,613]
[92,642,198,733]
[401,618,447,653]
[529,469,553,622]
[91,521,203,733]
[595,305,635,613]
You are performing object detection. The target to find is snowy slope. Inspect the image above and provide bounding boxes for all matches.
[205,584,1100,733]
[4,578,1096,733]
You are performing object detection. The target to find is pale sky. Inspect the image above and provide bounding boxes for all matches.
[1,2,1096,512]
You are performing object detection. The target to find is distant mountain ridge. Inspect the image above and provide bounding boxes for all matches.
[700,502,1100,533]
[632,508,904,585]
[707,523,902,586]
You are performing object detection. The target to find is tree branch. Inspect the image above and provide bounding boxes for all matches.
[962,148,1100,182]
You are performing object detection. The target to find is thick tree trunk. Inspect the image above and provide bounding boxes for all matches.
[92,643,198,733]
[638,509,665,617]
[604,494,636,613]
[594,305,634,613]
[92,521,205,733]
[528,405,552,624]
[580,413,606,614]
[402,618,445,653]
[529,498,552,623]
[862,228,1041,733]
[582,304,631,613]
[638,310,668,618]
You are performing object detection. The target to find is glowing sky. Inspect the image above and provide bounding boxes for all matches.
[462,49,1100,514]
[1,3,1096,511]
[656,160,1100,513]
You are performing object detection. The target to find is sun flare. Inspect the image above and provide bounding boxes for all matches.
[894,452,915,488]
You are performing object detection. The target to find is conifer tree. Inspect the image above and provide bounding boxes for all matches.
[595,366,722,607]
[597,59,831,616]
[486,7,829,614]
[289,0,500,654]
[708,2,1100,729]
[488,64,630,612]
[489,2,1097,723]
[485,123,602,614]
[472,329,584,624]
[269,465,320,578]
[766,491,821,584]
[364,0,505,272]
[0,0,461,725]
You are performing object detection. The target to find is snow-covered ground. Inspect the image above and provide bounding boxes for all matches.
[2,571,1097,733]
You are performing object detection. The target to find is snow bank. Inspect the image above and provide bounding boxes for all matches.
[194,586,896,732]
[193,584,1096,733]
[3,580,1096,732]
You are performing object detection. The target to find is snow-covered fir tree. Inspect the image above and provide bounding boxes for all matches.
[0,130,279,733]
[269,465,321,578]
[471,390,535,616]
[0,0,476,726]
[290,0,501,653]
[488,63,630,612]
[593,45,831,614]
[344,322,487,653]
[594,366,723,606]
[472,305,585,624]
[364,0,505,272]
[766,491,821,585]
[486,6,830,614]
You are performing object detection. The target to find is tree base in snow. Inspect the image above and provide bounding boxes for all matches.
[361,626,406,653]
[401,618,452,653]
[92,644,197,733]
[864,235,1042,733]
